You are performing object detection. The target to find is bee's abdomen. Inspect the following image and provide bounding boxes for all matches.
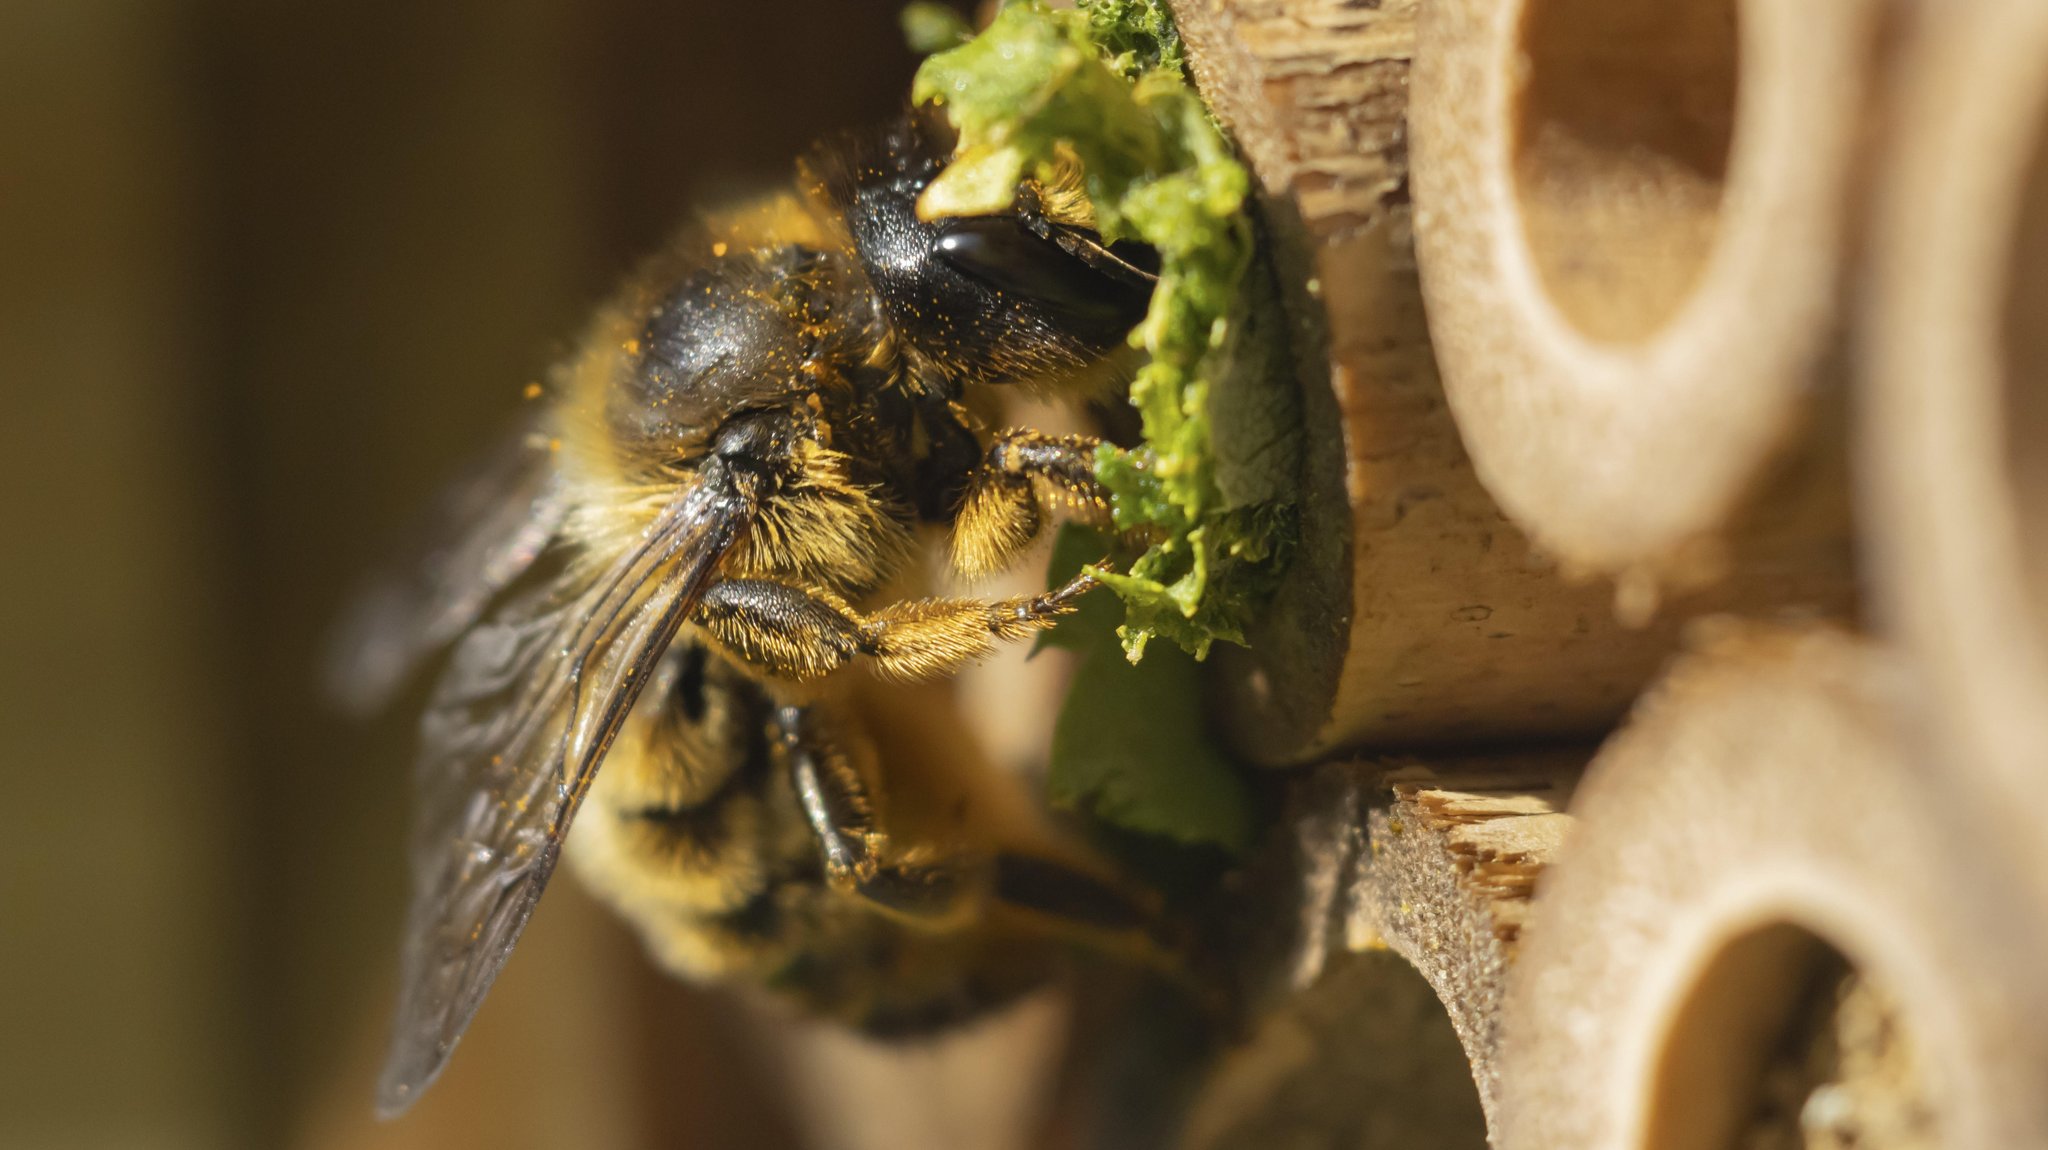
[567,640,800,922]
[572,648,1062,1030]
[595,783,1053,1029]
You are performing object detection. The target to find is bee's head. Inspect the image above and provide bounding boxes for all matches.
[809,108,1157,391]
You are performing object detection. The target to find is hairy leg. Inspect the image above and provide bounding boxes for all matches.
[950,428,1114,580]
[691,571,1095,681]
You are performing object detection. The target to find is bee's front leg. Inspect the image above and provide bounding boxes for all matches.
[949,429,1115,579]
[691,573,1095,682]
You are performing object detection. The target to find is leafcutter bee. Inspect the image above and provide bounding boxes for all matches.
[330,106,1166,1117]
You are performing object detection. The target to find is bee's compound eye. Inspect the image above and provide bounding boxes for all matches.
[933,217,1147,325]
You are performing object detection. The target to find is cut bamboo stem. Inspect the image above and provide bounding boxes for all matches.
[1495,623,2048,1150]
[1170,0,1740,765]
[1860,0,2048,893]
[1180,758,1580,1148]
[1410,0,1869,604]
[1348,755,1581,1128]
[1180,755,1582,1146]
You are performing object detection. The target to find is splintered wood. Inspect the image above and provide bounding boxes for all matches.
[1181,760,1579,1149]
[1368,773,1576,949]
[1349,761,1580,1126]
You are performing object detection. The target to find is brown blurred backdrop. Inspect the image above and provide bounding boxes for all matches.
[0,2,965,1147]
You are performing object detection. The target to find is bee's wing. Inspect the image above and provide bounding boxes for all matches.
[326,420,570,716]
[374,471,751,1119]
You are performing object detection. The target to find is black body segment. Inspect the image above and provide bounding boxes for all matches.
[934,214,1153,331]
[613,246,879,458]
[807,107,1155,390]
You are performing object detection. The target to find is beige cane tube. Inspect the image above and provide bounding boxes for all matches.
[1411,0,1873,600]
[1172,0,1764,766]
[1860,0,2048,889]
[1494,625,2048,1150]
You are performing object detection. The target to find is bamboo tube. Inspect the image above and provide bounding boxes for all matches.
[1173,764,1534,1150]
[1409,0,1869,602]
[1348,755,1581,1129]
[1495,624,2048,1150]
[1175,757,1580,1145]
[1170,0,1731,765]
[1859,0,2048,890]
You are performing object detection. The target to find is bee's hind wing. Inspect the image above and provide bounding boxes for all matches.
[374,470,752,1119]
[325,418,570,716]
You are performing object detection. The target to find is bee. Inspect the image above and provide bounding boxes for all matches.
[329,105,1166,1118]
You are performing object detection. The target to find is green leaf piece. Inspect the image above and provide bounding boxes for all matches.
[911,2,1298,848]
[1039,527,1252,852]
[912,0,1293,663]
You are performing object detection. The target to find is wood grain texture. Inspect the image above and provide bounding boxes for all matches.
[1197,756,1582,1144]
[1171,0,1721,765]
[1349,756,1582,1132]
[1177,758,1570,1150]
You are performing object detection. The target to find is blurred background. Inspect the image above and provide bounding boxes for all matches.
[0,3,1002,1147]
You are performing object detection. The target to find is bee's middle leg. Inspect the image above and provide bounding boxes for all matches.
[950,429,1114,579]
[692,573,1094,682]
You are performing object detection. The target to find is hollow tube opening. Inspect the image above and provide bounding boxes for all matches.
[1646,922,1939,1150]
[1513,0,1739,345]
